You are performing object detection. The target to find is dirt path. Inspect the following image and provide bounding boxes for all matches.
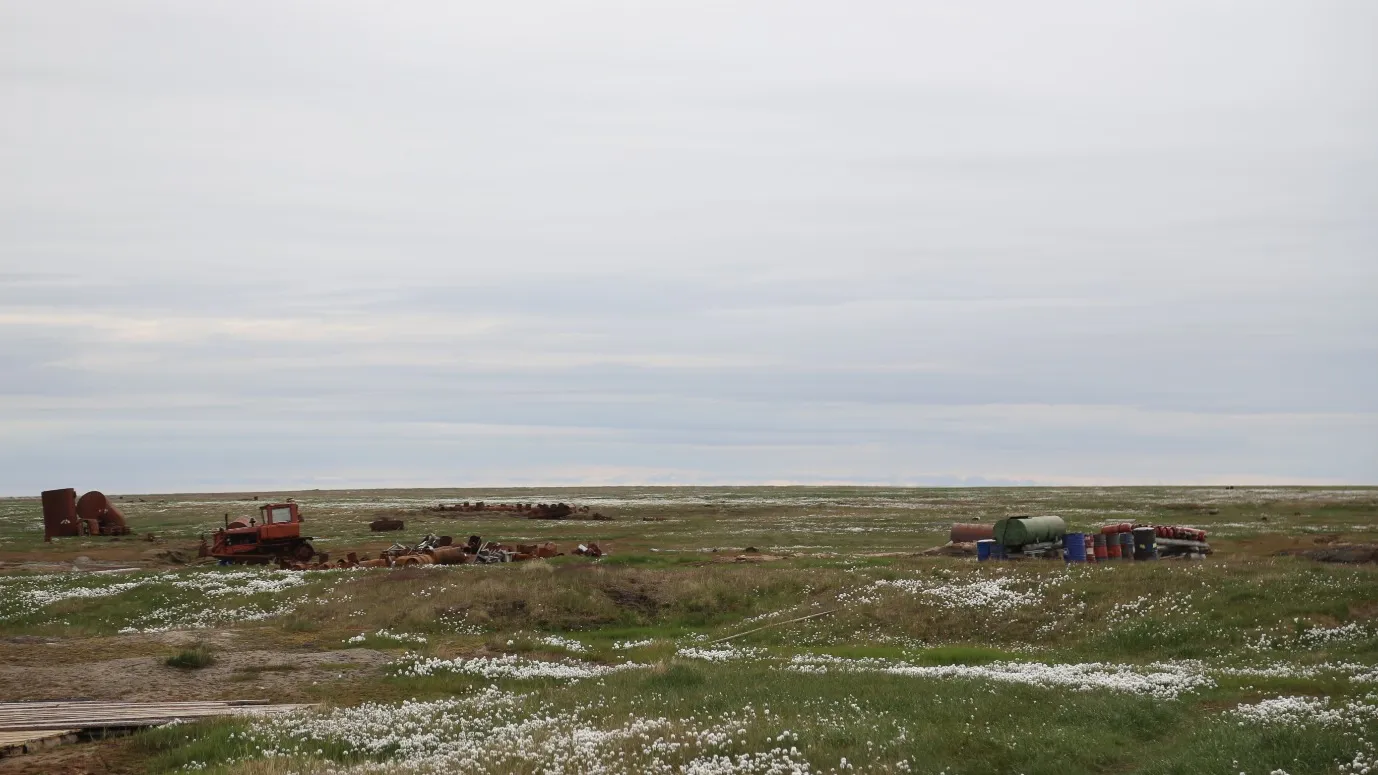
[0,648,389,703]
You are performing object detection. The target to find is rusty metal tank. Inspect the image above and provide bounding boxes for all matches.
[41,488,81,540]
[949,523,995,543]
[76,491,129,535]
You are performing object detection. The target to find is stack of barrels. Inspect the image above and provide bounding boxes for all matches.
[1063,523,1160,563]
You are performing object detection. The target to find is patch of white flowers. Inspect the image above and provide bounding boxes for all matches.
[239,688,820,774]
[677,645,766,663]
[538,635,589,653]
[346,629,428,645]
[786,655,1213,700]
[1232,695,1378,729]
[0,568,322,631]
[392,653,649,681]
[837,573,1063,614]
[613,639,656,650]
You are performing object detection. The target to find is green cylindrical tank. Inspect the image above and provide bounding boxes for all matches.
[993,515,1067,547]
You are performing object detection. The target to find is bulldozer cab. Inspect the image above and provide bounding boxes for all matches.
[260,503,298,524]
[256,502,302,541]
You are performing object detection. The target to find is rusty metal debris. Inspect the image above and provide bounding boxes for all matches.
[431,502,609,520]
[369,517,405,532]
[276,533,599,571]
[41,489,131,541]
[949,522,994,543]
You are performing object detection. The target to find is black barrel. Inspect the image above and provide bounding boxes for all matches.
[1132,526,1157,560]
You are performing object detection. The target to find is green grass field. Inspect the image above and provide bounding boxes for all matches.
[0,486,1375,774]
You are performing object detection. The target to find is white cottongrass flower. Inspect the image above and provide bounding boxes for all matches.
[392,653,648,681]
[786,655,1213,700]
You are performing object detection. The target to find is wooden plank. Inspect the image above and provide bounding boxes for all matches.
[0,729,80,758]
[0,702,309,732]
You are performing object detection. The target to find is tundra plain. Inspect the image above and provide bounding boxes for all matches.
[0,486,1375,775]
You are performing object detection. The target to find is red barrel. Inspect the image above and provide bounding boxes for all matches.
[1084,534,1097,562]
[1106,542,1121,559]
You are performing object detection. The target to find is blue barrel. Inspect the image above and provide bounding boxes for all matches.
[976,539,994,561]
[1064,532,1087,562]
[1118,532,1134,560]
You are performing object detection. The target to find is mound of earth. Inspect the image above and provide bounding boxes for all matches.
[1278,543,1378,564]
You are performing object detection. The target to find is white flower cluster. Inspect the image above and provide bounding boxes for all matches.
[0,567,318,632]
[346,629,428,645]
[613,639,656,650]
[392,653,649,681]
[786,655,1214,700]
[1300,622,1372,647]
[242,687,817,774]
[1232,695,1378,728]
[169,570,306,597]
[838,573,1059,614]
[677,645,766,663]
[538,635,589,653]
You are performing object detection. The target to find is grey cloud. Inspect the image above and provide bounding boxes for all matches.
[1,0,1375,493]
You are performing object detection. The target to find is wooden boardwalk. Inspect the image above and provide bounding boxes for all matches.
[0,700,308,734]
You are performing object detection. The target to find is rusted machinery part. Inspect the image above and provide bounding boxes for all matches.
[950,523,995,543]
[397,554,435,567]
[431,547,470,565]
[293,542,316,562]
[228,518,251,530]
[75,491,128,533]
[369,518,405,532]
[40,489,81,540]
[535,542,562,558]
[358,558,390,568]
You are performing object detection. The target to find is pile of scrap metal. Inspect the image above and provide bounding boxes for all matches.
[40,488,132,541]
[278,534,603,570]
[431,502,609,520]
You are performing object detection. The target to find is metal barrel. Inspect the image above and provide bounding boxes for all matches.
[1092,533,1108,561]
[1118,532,1134,559]
[976,539,994,561]
[1064,532,1086,562]
[1132,527,1157,560]
[1106,539,1121,559]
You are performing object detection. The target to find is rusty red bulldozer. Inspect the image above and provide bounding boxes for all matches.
[209,501,326,564]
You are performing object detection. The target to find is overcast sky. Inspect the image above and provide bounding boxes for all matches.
[2,0,1375,494]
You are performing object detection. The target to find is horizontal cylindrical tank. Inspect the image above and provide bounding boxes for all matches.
[950,523,996,543]
[431,547,470,565]
[993,515,1067,547]
[76,491,128,534]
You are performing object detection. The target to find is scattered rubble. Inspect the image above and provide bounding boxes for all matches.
[276,534,603,571]
[431,502,610,520]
